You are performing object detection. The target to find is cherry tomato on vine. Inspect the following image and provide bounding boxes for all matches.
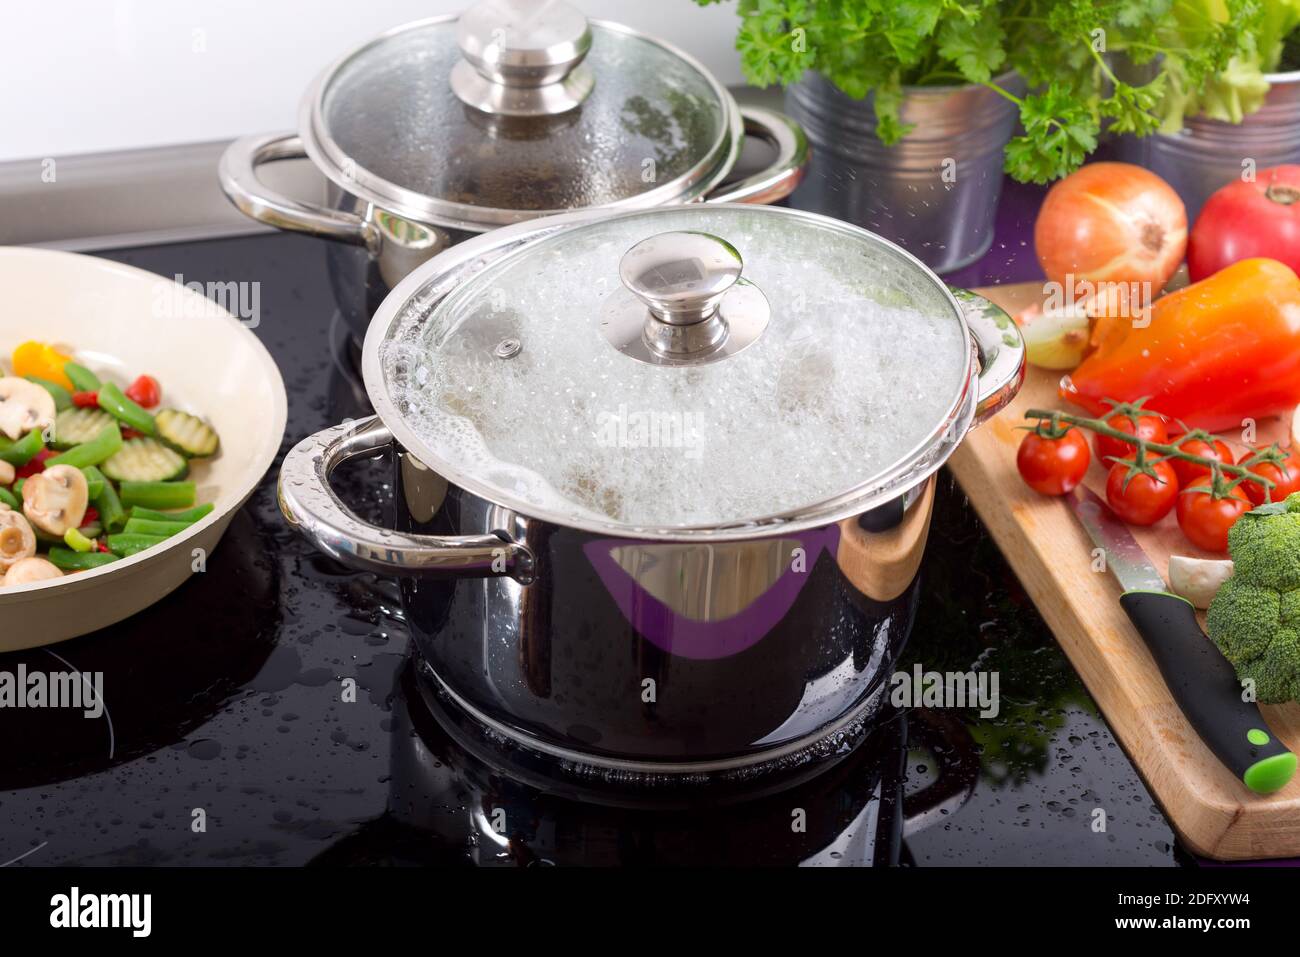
[1168,433,1234,488]
[1016,428,1091,496]
[1241,448,1300,505]
[1105,458,1179,526]
[1095,411,1168,464]
[1176,483,1251,553]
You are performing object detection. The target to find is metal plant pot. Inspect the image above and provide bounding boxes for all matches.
[1113,70,1300,221]
[784,70,1024,274]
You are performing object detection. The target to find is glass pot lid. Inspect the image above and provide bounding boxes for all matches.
[301,0,737,231]
[368,205,977,537]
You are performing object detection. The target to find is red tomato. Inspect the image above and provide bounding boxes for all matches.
[1187,165,1300,282]
[1242,448,1300,505]
[1017,428,1091,496]
[72,390,98,408]
[1095,412,1168,464]
[1035,163,1187,298]
[1168,434,1234,487]
[125,375,161,409]
[1105,458,1179,525]
[1176,484,1252,553]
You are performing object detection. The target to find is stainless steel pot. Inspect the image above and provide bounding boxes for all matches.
[218,0,808,343]
[278,203,1025,780]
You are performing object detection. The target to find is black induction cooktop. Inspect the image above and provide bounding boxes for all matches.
[0,227,1180,868]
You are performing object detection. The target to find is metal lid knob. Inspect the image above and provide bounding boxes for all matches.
[451,0,595,117]
[620,231,742,326]
[598,230,770,365]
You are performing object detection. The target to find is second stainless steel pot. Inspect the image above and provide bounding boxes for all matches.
[278,203,1025,780]
[218,1,807,343]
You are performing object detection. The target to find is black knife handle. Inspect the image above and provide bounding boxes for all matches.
[1119,590,1296,795]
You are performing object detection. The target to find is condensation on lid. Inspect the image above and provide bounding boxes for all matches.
[315,19,728,216]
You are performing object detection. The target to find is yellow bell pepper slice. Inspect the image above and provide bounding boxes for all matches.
[11,341,73,389]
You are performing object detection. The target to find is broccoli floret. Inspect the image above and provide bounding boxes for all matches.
[1207,492,1300,704]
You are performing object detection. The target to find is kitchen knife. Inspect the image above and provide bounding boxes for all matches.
[1068,487,1297,796]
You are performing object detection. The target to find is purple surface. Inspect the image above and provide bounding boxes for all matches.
[944,176,1049,289]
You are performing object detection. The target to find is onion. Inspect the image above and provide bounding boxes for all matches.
[1034,163,1187,306]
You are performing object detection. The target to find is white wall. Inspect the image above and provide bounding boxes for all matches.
[3,0,744,162]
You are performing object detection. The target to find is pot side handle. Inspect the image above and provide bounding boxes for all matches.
[278,415,535,582]
[948,287,1026,428]
[704,106,809,206]
[219,132,380,250]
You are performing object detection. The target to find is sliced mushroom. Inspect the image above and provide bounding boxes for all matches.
[22,464,89,537]
[0,377,56,441]
[0,508,36,573]
[3,556,62,587]
[0,460,13,486]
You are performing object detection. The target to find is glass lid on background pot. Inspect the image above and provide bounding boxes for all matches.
[371,205,977,535]
[303,0,737,230]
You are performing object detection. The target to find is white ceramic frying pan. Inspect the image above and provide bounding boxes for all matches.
[0,247,286,649]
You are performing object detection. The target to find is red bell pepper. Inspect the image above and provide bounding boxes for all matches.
[1062,258,1300,432]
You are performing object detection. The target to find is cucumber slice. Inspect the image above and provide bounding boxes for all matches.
[155,409,220,458]
[53,407,115,449]
[101,438,188,483]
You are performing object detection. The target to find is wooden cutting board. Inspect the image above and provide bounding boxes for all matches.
[949,282,1300,861]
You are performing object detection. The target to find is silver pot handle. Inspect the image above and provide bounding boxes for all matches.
[704,106,809,205]
[949,287,1026,427]
[278,415,535,582]
[219,132,379,250]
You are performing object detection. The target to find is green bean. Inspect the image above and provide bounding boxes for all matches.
[82,468,104,500]
[47,547,119,571]
[129,503,214,524]
[45,422,121,469]
[63,362,101,392]
[118,480,195,510]
[89,467,127,533]
[123,517,191,538]
[105,533,168,557]
[96,382,155,436]
[25,376,72,410]
[0,429,44,466]
[0,486,17,510]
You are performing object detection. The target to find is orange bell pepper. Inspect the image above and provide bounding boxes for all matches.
[11,341,73,390]
[1062,258,1300,432]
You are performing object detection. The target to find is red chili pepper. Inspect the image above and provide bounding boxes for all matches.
[15,448,56,478]
[124,375,161,409]
[81,506,99,526]
[72,390,99,408]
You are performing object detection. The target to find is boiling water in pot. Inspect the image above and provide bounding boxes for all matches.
[381,208,968,529]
